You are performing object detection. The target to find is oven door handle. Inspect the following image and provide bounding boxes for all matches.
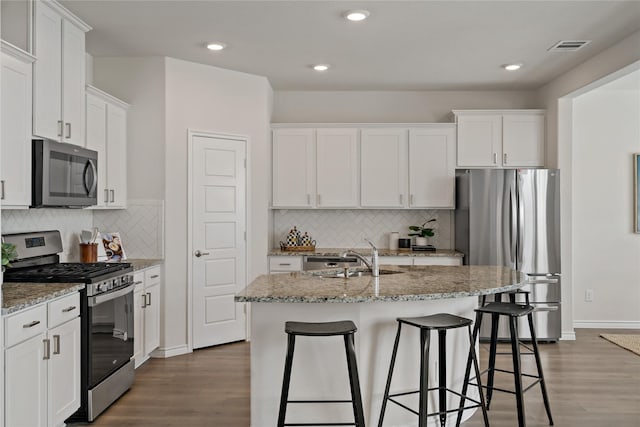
[88,283,135,307]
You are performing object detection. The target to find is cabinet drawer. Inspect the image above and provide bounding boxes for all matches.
[269,256,302,272]
[48,292,80,328]
[5,304,47,348]
[145,266,161,286]
[379,256,413,266]
[413,256,462,266]
[133,271,145,292]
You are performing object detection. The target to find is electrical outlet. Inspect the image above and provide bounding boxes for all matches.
[585,289,594,302]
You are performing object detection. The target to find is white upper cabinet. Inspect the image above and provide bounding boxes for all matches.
[33,0,91,146]
[272,128,315,208]
[408,125,456,208]
[453,110,545,168]
[360,128,407,208]
[502,113,545,167]
[85,86,129,209]
[316,128,359,208]
[1,42,36,208]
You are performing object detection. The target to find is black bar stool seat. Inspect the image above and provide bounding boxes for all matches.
[285,320,358,336]
[378,313,489,427]
[457,302,554,427]
[278,320,365,427]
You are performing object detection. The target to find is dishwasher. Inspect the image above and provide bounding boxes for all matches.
[302,255,363,271]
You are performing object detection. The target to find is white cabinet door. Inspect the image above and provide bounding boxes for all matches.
[33,0,63,142]
[85,93,108,207]
[360,128,407,208]
[5,334,47,427]
[502,113,545,167]
[132,275,145,368]
[143,267,161,355]
[408,126,456,208]
[61,20,85,146]
[106,104,127,207]
[48,318,81,427]
[456,114,502,167]
[316,128,359,207]
[272,128,315,207]
[268,256,303,272]
[1,46,34,208]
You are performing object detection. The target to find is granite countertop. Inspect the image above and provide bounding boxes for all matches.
[125,258,164,271]
[269,248,463,257]
[236,265,524,303]
[1,259,162,315]
[2,283,85,315]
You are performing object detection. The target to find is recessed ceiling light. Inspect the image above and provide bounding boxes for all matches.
[313,64,330,72]
[206,42,226,51]
[343,10,370,21]
[503,63,523,71]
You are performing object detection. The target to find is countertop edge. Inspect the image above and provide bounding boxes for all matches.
[269,248,463,257]
[2,283,85,316]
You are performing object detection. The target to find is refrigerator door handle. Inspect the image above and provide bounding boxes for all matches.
[532,305,560,312]
[510,176,518,268]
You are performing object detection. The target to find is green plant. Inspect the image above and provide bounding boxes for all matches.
[408,218,436,238]
[2,242,18,269]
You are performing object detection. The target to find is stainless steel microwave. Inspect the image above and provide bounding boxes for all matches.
[32,139,98,207]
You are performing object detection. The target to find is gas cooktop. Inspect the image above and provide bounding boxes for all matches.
[3,262,132,283]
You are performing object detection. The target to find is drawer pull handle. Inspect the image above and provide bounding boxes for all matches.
[134,281,144,285]
[279,263,291,266]
[23,320,41,328]
[146,292,151,306]
[62,306,77,312]
[149,274,159,279]
[53,335,61,355]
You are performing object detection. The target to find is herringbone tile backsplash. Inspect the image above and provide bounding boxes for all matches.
[93,200,164,259]
[1,209,94,261]
[273,209,453,249]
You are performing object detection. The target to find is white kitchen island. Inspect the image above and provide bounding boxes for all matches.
[236,265,525,427]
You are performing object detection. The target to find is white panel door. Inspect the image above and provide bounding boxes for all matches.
[409,126,456,208]
[360,128,407,207]
[191,134,247,349]
[316,128,359,207]
[61,20,85,146]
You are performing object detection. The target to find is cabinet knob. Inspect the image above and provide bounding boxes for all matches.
[493,153,498,164]
[504,153,508,164]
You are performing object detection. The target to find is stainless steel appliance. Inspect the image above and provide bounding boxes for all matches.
[455,169,561,341]
[32,138,98,207]
[302,255,363,271]
[2,230,135,422]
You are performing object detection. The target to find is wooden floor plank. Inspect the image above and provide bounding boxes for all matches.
[81,329,639,427]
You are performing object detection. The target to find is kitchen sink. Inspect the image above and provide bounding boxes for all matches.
[310,269,402,279]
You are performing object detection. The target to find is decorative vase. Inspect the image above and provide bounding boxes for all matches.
[415,236,428,246]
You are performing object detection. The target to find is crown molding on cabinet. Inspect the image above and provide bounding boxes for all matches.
[42,0,92,32]
[86,84,131,110]
[0,40,36,63]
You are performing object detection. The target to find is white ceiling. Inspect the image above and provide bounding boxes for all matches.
[61,0,640,91]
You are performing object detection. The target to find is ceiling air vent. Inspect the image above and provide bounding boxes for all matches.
[548,40,591,52]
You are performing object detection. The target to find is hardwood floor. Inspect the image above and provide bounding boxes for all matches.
[84,329,639,427]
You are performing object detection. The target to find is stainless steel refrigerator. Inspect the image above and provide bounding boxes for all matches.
[455,169,561,341]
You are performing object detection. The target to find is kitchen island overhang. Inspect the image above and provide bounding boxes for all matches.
[236,265,525,427]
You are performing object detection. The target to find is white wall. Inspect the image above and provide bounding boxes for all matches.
[536,30,640,337]
[572,87,640,327]
[163,57,272,351]
[93,57,166,201]
[273,90,538,123]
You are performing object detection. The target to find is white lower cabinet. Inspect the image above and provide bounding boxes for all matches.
[268,256,303,273]
[133,266,162,368]
[4,292,81,427]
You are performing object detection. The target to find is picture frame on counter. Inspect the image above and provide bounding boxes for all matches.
[635,153,640,234]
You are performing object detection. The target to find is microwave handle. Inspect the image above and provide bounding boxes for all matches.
[83,159,98,196]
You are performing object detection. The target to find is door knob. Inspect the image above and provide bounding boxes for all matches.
[194,250,210,257]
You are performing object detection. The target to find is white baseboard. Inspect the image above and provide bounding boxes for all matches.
[561,331,576,341]
[150,344,191,359]
[573,320,640,329]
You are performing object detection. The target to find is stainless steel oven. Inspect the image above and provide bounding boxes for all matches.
[32,138,98,207]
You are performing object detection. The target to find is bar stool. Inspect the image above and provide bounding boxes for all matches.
[378,313,489,427]
[277,320,365,427]
[456,302,554,427]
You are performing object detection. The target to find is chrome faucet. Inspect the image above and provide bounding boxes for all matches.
[341,238,379,277]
